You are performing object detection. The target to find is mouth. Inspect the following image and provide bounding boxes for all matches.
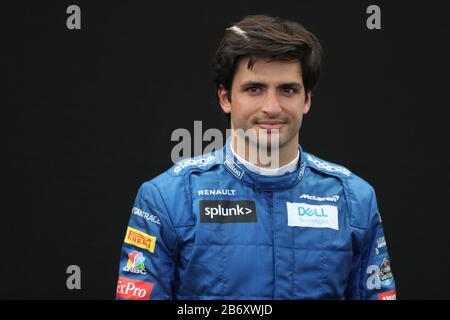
[256,120,286,130]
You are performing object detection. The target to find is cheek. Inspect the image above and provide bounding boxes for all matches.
[232,97,259,119]
[283,100,305,120]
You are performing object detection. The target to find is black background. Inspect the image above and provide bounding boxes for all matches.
[2,0,449,299]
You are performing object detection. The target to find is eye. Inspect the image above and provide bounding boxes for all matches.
[282,87,298,94]
[245,86,261,93]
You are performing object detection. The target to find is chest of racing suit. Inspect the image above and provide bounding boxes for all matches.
[116,143,396,300]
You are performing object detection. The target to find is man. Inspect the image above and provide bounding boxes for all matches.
[116,15,396,300]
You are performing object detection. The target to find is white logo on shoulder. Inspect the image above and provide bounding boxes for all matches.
[306,155,351,177]
[173,155,215,174]
[287,202,339,230]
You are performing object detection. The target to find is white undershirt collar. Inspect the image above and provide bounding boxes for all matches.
[230,141,299,176]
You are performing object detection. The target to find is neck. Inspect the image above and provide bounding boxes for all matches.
[230,132,299,169]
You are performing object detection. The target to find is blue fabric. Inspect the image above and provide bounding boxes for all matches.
[116,142,396,300]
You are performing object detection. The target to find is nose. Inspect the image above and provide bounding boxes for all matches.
[261,90,282,117]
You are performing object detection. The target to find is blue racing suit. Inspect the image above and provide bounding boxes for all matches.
[115,142,396,300]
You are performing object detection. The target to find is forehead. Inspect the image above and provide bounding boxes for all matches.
[233,57,303,84]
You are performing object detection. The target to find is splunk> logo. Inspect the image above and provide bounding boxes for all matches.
[200,200,257,223]
[123,251,147,275]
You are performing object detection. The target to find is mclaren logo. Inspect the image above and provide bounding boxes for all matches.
[299,194,340,202]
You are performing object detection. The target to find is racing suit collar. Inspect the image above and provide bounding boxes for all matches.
[230,141,300,176]
[223,139,306,191]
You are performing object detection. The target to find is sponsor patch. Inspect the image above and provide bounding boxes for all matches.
[173,155,215,174]
[299,194,340,202]
[287,202,339,230]
[379,258,394,287]
[366,258,394,290]
[378,290,396,300]
[224,156,245,179]
[123,251,147,275]
[132,207,161,225]
[124,227,156,253]
[297,161,306,181]
[116,277,153,300]
[375,236,387,255]
[306,154,351,176]
[200,200,257,223]
[198,189,236,196]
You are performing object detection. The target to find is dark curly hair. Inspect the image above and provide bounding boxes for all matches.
[212,15,323,102]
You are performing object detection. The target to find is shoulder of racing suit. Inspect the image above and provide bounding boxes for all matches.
[143,150,378,230]
[303,151,353,178]
[141,151,221,228]
[304,152,377,230]
[168,151,221,177]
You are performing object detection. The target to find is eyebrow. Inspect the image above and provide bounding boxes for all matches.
[240,81,303,90]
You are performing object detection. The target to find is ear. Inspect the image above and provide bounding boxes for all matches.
[218,85,232,114]
[304,90,312,114]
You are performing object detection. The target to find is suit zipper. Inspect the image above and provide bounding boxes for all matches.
[269,191,275,299]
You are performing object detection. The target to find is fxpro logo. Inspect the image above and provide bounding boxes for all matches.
[200,200,257,223]
[116,277,153,300]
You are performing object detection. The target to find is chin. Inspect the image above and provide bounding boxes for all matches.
[256,136,285,149]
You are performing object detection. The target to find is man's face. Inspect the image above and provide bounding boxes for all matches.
[218,57,311,149]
